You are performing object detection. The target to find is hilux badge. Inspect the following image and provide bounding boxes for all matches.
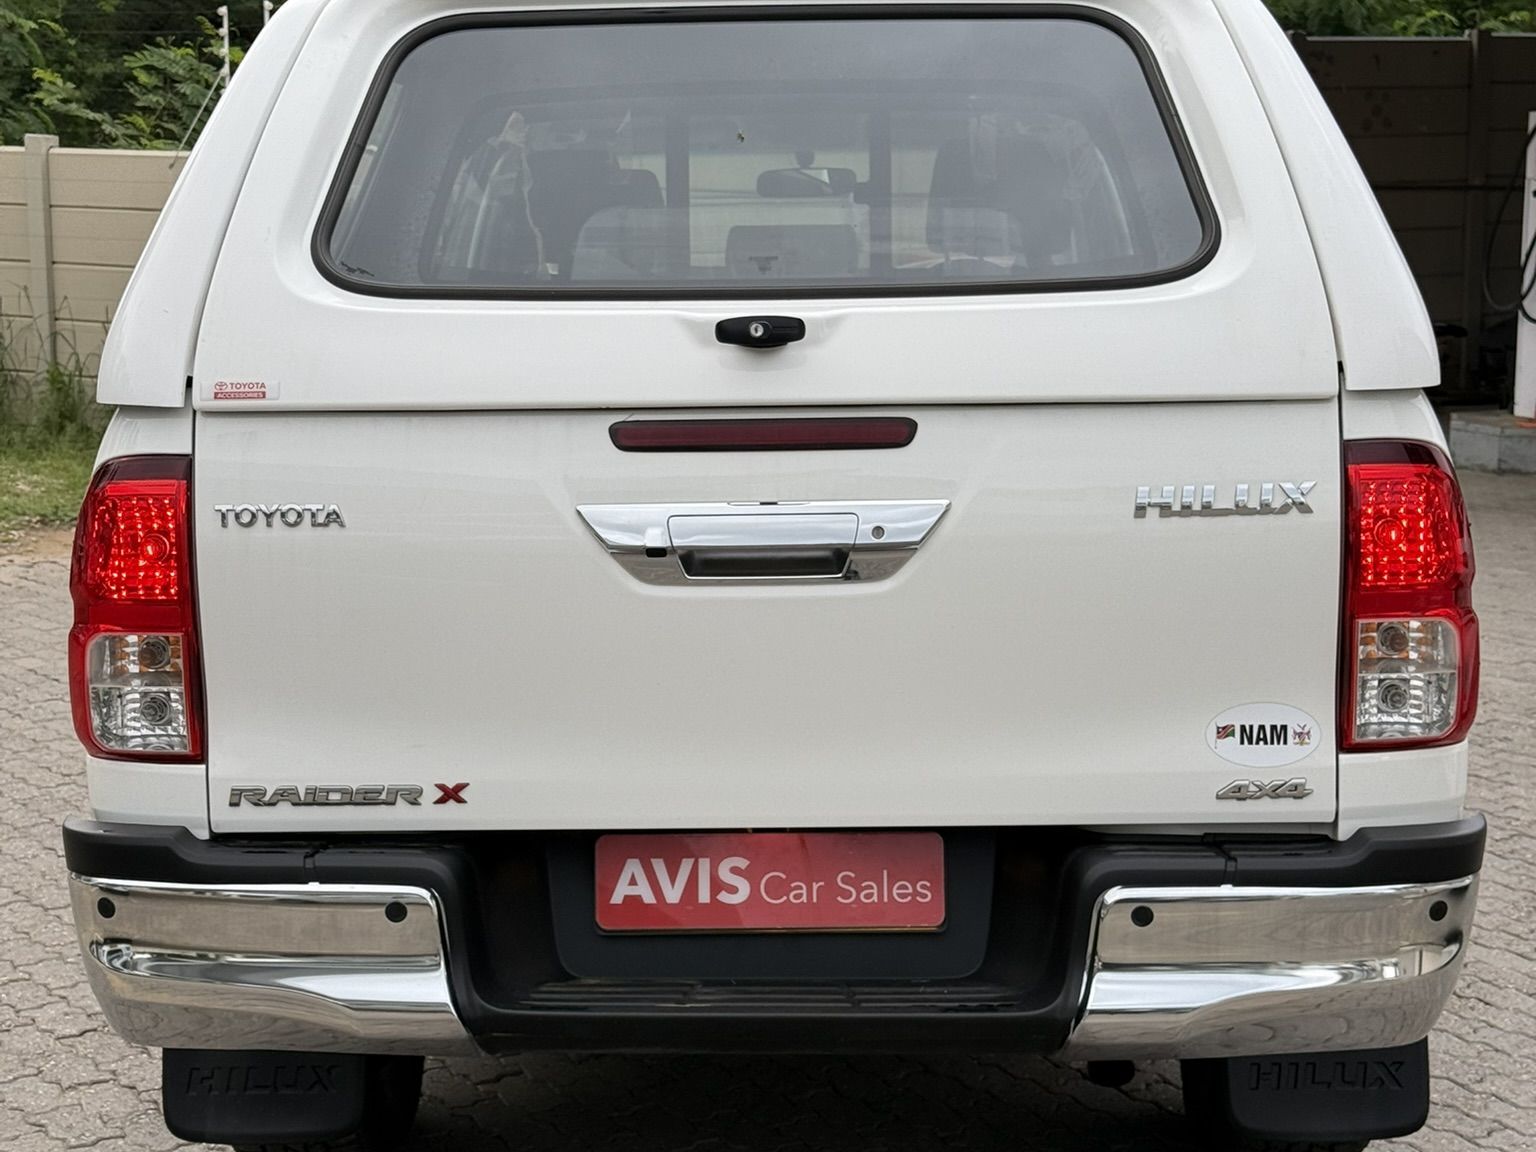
[1134,482,1315,516]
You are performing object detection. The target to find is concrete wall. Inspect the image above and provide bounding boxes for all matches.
[0,140,182,382]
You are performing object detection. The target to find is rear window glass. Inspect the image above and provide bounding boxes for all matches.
[320,13,1213,296]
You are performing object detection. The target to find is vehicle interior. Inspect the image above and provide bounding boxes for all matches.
[324,18,1208,291]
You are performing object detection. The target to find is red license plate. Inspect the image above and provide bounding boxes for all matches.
[594,832,945,932]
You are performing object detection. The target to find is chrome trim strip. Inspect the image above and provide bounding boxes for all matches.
[577,500,948,585]
[668,512,858,551]
[1063,876,1477,1059]
[70,876,478,1055]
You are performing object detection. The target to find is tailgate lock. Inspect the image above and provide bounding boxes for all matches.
[714,316,806,349]
[577,501,948,585]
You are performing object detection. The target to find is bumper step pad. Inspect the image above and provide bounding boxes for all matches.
[162,1049,423,1146]
[1182,1040,1431,1144]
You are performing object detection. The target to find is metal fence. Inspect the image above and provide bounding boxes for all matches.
[2,31,1534,399]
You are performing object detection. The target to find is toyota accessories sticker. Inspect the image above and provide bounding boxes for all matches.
[206,378,274,401]
[1207,703,1321,768]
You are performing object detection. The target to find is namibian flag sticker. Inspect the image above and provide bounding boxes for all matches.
[1215,724,1237,740]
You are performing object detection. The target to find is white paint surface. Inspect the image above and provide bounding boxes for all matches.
[195,401,1343,833]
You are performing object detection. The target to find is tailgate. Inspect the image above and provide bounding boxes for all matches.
[199,400,1340,833]
[190,0,1345,834]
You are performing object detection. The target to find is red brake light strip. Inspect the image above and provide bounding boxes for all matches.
[610,417,917,452]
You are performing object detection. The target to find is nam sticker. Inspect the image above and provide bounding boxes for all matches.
[1207,703,1320,769]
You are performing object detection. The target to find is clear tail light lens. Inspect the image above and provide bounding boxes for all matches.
[1343,441,1477,750]
[69,456,203,760]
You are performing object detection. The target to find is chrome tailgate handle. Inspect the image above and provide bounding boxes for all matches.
[577,501,948,585]
[670,514,858,580]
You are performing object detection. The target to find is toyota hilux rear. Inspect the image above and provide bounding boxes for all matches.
[62,0,1484,1149]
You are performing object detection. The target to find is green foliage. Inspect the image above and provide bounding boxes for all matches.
[1264,0,1534,34]
[0,0,256,148]
[35,26,241,149]
[1264,0,1384,34]
[114,35,237,149]
[1385,2,1535,34]
[0,0,67,142]
[25,20,239,148]
[30,67,115,140]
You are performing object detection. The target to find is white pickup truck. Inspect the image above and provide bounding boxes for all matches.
[62,1,1484,1148]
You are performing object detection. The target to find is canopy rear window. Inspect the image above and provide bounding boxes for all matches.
[318,10,1215,297]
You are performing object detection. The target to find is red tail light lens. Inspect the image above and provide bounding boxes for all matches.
[69,456,203,761]
[1342,441,1477,751]
[79,479,185,601]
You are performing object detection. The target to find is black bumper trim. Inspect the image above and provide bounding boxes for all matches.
[1213,816,1486,887]
[60,816,1487,890]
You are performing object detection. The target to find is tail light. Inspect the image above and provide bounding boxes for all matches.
[1342,441,1477,751]
[69,456,203,761]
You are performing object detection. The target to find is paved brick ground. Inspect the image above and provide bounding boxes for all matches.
[3,472,1534,1151]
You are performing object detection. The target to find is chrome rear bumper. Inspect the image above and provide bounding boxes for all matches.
[70,869,1476,1059]
[1063,876,1476,1059]
[70,878,478,1055]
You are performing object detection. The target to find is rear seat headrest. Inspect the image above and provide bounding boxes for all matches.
[926,132,1073,264]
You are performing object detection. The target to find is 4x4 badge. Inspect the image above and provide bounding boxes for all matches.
[1216,778,1314,801]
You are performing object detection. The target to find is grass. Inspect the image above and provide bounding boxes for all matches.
[0,436,98,533]
[0,311,107,536]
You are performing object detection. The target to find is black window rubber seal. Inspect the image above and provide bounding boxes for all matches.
[309,4,1221,302]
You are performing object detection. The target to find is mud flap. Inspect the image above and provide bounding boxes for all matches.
[1181,1040,1430,1144]
[162,1049,421,1145]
